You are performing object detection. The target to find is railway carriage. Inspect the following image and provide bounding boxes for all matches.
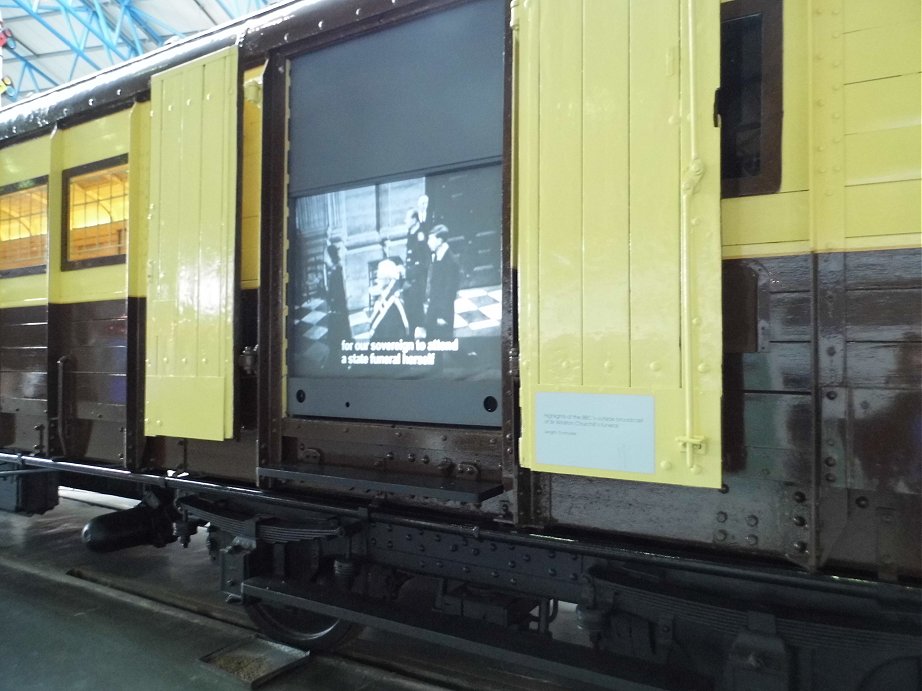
[0,0,919,688]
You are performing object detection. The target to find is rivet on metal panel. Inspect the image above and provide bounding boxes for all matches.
[649,361,661,372]
[716,512,728,523]
[660,460,673,470]
[792,515,806,527]
[714,530,727,542]
[697,363,709,373]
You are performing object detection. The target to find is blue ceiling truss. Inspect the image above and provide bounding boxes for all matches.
[0,0,272,102]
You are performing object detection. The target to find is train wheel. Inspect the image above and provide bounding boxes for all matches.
[245,601,362,651]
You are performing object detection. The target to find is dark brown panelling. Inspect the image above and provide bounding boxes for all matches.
[68,346,128,374]
[762,253,813,293]
[125,297,145,469]
[767,292,812,340]
[0,322,47,348]
[740,343,812,391]
[849,388,921,495]
[846,289,922,342]
[0,304,49,453]
[0,371,47,399]
[0,347,47,371]
[845,248,922,290]
[847,342,922,389]
[73,373,126,405]
[49,300,128,463]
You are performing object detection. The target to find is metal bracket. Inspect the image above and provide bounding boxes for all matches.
[875,507,899,583]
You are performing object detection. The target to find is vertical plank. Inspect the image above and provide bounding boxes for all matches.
[582,0,631,388]
[537,0,583,387]
[145,47,238,441]
[629,0,680,389]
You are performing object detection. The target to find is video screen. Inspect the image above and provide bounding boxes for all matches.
[288,164,501,382]
[285,0,504,426]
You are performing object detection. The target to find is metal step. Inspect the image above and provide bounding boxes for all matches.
[258,465,504,503]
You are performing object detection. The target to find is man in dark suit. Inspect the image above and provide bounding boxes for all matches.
[425,224,460,341]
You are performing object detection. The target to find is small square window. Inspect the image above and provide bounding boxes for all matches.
[0,177,48,277]
[720,0,783,198]
[63,155,129,270]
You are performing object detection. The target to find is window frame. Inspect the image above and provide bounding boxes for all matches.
[0,175,49,278]
[61,153,129,271]
[720,0,783,198]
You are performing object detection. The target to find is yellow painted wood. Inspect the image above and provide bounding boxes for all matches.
[241,64,265,290]
[0,135,50,185]
[629,0,681,391]
[844,23,921,84]
[721,241,813,260]
[0,135,51,307]
[845,74,922,135]
[128,102,151,299]
[844,232,922,251]
[516,0,722,488]
[779,0,810,193]
[721,192,811,246]
[536,0,583,388]
[845,127,921,186]
[50,109,131,304]
[582,0,630,388]
[58,109,130,169]
[846,180,922,238]
[811,0,847,253]
[146,47,239,441]
[844,0,920,33]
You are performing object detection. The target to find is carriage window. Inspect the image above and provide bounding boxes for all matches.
[63,155,128,269]
[0,177,48,277]
[720,0,782,197]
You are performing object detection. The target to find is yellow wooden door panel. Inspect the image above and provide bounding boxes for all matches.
[629,0,681,391]
[845,127,922,186]
[845,74,922,135]
[844,0,920,33]
[145,47,238,441]
[516,0,722,488]
[846,180,922,238]
[582,0,631,389]
[536,1,584,388]
[844,24,921,85]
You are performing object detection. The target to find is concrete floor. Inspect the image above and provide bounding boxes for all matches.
[0,491,579,690]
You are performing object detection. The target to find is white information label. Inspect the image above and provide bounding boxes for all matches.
[535,392,655,473]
